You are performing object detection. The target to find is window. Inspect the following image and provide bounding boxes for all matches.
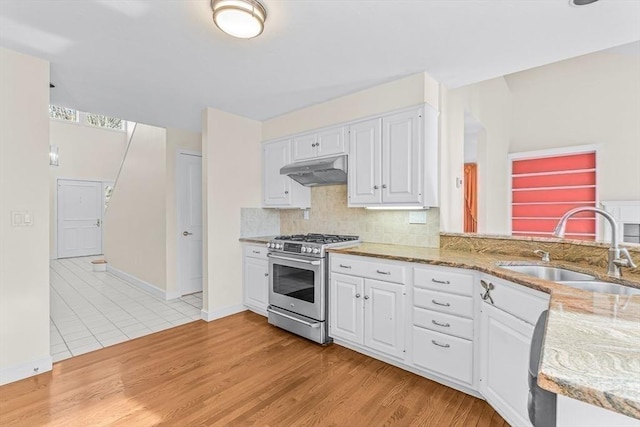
[510,150,597,240]
[85,113,125,131]
[49,105,78,122]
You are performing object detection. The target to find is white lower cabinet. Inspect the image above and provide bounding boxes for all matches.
[479,275,549,427]
[412,326,473,384]
[242,245,269,315]
[330,271,406,360]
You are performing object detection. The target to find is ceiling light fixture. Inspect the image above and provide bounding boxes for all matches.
[569,0,600,6]
[211,0,267,39]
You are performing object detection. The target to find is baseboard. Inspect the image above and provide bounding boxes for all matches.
[201,304,246,322]
[165,290,182,300]
[106,265,166,300]
[0,355,53,386]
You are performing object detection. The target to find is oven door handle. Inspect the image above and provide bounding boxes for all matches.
[267,307,321,328]
[267,253,321,266]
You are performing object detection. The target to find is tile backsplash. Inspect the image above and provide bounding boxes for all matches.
[240,208,280,237]
[280,185,440,247]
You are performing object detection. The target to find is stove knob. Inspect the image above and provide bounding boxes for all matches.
[266,243,270,248]
[312,248,320,254]
[276,244,283,249]
[301,247,307,253]
[269,243,275,248]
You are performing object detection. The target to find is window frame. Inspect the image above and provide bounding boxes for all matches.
[507,144,601,240]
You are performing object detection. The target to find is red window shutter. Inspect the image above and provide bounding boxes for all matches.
[511,152,596,240]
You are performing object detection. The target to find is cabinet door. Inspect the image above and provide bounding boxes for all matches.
[329,273,364,345]
[244,257,268,314]
[263,139,292,206]
[480,303,534,427]
[316,126,345,158]
[292,133,318,161]
[348,118,382,205]
[364,279,405,359]
[381,109,421,204]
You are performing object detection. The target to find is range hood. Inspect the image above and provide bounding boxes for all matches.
[280,155,347,187]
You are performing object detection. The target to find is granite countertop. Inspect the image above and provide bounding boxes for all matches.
[239,236,275,244]
[328,243,640,420]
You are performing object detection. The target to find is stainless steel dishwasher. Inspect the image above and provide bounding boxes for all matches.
[528,310,557,427]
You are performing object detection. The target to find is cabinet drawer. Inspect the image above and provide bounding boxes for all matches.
[414,267,474,297]
[244,245,268,261]
[331,256,406,285]
[414,288,473,318]
[412,327,473,385]
[481,275,550,325]
[413,307,473,340]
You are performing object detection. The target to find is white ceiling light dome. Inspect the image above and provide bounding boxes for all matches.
[211,0,267,39]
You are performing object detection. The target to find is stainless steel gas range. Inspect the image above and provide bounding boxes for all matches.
[266,233,360,344]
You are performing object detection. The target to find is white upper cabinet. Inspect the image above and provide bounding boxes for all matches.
[292,125,346,161]
[348,118,382,205]
[382,109,422,204]
[348,104,438,208]
[262,139,310,208]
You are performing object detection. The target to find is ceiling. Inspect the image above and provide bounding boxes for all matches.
[1,1,639,132]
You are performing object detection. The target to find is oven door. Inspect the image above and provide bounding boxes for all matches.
[268,253,325,321]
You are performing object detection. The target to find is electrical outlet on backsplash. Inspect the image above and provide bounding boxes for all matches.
[279,185,440,248]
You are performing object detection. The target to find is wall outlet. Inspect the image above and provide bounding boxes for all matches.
[409,211,427,224]
[303,209,310,220]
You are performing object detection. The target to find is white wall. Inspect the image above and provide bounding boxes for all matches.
[262,72,440,140]
[202,108,262,319]
[506,50,640,203]
[165,128,201,296]
[104,124,168,290]
[440,77,513,234]
[49,119,127,257]
[0,47,51,384]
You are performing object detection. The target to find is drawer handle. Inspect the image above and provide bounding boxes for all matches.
[339,264,352,269]
[252,250,261,254]
[431,340,450,348]
[431,278,450,285]
[431,319,450,328]
[431,299,451,307]
[376,270,391,275]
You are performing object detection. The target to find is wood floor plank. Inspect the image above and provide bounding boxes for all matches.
[0,311,507,426]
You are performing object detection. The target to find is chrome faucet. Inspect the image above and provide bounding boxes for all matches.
[553,207,637,278]
[533,250,550,262]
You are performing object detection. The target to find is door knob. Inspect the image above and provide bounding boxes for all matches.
[96,218,101,227]
[183,231,193,236]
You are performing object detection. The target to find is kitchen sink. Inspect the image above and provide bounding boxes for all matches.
[558,281,640,296]
[498,264,596,281]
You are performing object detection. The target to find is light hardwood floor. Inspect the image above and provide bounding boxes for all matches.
[0,311,508,426]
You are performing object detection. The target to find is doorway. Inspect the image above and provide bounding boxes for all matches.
[463,112,484,234]
[176,152,203,296]
[57,179,104,258]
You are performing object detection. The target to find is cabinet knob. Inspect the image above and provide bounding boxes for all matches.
[316,142,320,147]
[355,293,361,298]
[382,184,387,189]
[364,295,370,300]
[312,143,316,147]
[373,185,379,190]
[284,190,289,195]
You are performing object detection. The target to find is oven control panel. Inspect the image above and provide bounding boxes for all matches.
[267,241,323,257]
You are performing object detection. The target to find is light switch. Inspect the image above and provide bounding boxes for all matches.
[409,211,427,224]
[23,212,33,225]
[12,211,23,226]
[303,209,310,220]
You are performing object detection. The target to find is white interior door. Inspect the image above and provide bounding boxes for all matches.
[57,179,103,258]
[177,153,203,296]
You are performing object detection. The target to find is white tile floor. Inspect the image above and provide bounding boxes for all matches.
[50,256,203,362]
